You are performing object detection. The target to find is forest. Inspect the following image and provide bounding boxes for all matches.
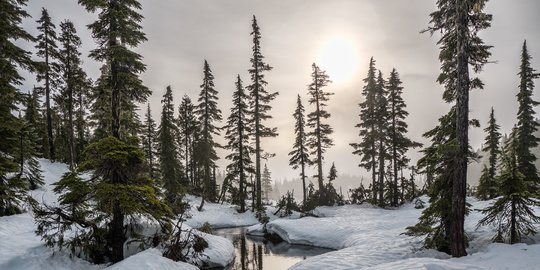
[1,1,540,270]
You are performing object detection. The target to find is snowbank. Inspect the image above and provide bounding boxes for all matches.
[184,196,259,229]
[264,197,540,269]
[106,248,198,270]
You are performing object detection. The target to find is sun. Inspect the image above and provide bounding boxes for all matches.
[317,36,360,84]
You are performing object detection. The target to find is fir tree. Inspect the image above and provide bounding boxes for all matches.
[35,8,60,160]
[157,86,184,211]
[0,0,37,216]
[261,164,272,203]
[328,162,337,182]
[34,137,172,263]
[477,131,540,244]
[408,0,492,257]
[78,0,151,262]
[306,63,334,202]
[177,95,197,186]
[288,94,311,205]
[25,88,48,158]
[57,20,88,168]
[515,40,540,188]
[142,103,158,179]
[387,68,421,206]
[195,60,222,209]
[247,16,278,211]
[476,108,501,200]
[375,71,389,206]
[18,99,45,190]
[351,58,379,205]
[223,75,254,212]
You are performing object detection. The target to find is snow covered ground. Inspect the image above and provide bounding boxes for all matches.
[3,159,540,269]
[265,198,540,270]
[0,159,233,270]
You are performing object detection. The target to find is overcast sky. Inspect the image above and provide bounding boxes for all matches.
[19,0,540,181]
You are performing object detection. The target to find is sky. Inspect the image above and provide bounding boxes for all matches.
[18,0,540,181]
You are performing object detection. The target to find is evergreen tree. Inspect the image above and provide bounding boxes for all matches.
[195,60,222,209]
[289,94,311,205]
[18,99,45,190]
[157,86,184,211]
[177,95,197,186]
[351,58,379,205]
[306,63,334,202]
[261,164,272,203]
[477,131,540,244]
[223,75,254,212]
[25,88,48,158]
[328,162,337,182]
[247,16,278,211]
[515,40,540,188]
[78,0,151,262]
[387,68,421,206]
[0,0,37,216]
[57,20,88,168]
[35,8,60,160]
[142,103,158,179]
[375,71,389,206]
[34,137,172,263]
[408,0,492,257]
[476,108,501,200]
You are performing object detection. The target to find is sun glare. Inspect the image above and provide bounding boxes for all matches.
[317,37,360,84]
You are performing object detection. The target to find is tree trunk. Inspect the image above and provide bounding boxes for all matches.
[378,141,385,207]
[44,26,55,161]
[450,0,469,258]
[510,198,517,244]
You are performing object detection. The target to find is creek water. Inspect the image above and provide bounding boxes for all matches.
[211,227,332,270]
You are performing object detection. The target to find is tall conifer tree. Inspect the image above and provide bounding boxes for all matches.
[78,0,152,262]
[177,95,197,186]
[158,86,184,209]
[476,108,501,200]
[351,58,379,204]
[289,95,311,205]
[195,60,222,209]
[224,76,254,212]
[142,103,158,179]
[375,71,389,206]
[515,40,540,188]
[35,8,59,160]
[407,0,492,257]
[0,0,37,216]
[387,68,421,206]
[307,63,333,201]
[247,16,278,211]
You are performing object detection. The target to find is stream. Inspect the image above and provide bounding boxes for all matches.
[212,227,333,270]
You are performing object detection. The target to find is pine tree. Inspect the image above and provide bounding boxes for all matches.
[476,108,501,200]
[25,88,48,158]
[387,68,421,206]
[515,40,540,188]
[247,16,278,211]
[158,86,184,211]
[261,164,272,203]
[328,162,337,182]
[223,75,254,212]
[35,8,60,161]
[0,0,37,216]
[195,60,222,209]
[351,58,379,205]
[57,20,88,168]
[78,0,151,262]
[142,103,158,179]
[177,95,197,186]
[408,0,492,257]
[306,63,334,203]
[288,95,311,205]
[477,131,540,244]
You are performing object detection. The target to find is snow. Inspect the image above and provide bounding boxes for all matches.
[4,158,540,270]
[0,159,234,270]
[264,197,540,270]
[107,249,198,270]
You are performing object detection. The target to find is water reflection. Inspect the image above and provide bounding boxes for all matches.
[213,227,332,270]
